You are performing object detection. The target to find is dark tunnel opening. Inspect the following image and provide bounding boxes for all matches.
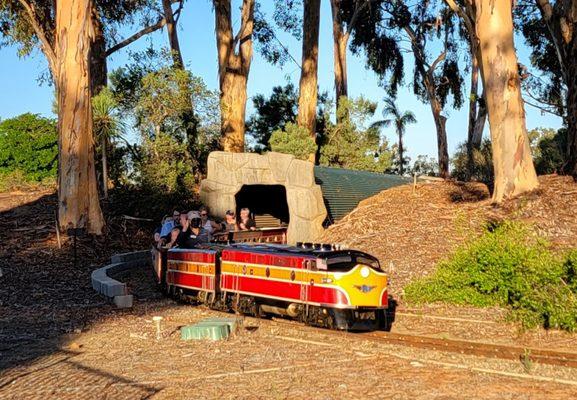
[234,185,289,227]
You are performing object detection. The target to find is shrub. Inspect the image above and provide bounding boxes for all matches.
[405,222,577,331]
[0,113,58,182]
[269,122,317,160]
[451,139,493,186]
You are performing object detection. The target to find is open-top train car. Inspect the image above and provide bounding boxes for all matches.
[153,239,388,330]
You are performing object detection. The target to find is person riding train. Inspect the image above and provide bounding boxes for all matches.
[175,211,209,249]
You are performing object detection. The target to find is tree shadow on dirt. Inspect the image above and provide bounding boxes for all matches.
[0,192,170,398]
[448,182,490,203]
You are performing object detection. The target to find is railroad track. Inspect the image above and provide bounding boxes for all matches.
[263,317,577,369]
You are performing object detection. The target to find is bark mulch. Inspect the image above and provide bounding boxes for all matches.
[320,174,577,295]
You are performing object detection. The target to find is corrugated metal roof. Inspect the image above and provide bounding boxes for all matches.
[314,166,410,225]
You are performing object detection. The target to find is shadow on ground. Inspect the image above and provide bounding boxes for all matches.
[0,192,170,398]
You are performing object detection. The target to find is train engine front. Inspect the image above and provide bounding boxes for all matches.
[301,247,388,330]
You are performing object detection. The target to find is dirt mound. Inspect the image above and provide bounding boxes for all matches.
[320,175,577,294]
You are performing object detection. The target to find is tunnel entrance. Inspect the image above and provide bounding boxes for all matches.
[234,185,289,228]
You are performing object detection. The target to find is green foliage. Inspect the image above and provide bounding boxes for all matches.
[0,113,57,182]
[319,97,392,172]
[246,83,329,152]
[136,132,195,195]
[269,122,316,160]
[411,155,438,176]
[405,222,577,331]
[247,83,298,151]
[529,127,567,175]
[371,96,416,175]
[452,139,493,186]
[111,51,221,175]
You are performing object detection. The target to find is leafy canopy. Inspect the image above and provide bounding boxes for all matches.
[0,113,57,181]
[269,122,316,160]
[319,97,392,173]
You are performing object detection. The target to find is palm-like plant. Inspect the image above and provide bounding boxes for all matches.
[371,97,417,175]
[92,87,125,199]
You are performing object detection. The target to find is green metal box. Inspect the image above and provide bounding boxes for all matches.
[180,318,238,341]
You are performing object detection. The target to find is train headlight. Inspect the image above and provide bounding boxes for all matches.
[360,266,370,278]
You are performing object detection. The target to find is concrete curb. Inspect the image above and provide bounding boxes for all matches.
[91,250,151,308]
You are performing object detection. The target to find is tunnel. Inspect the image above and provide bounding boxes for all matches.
[234,184,290,228]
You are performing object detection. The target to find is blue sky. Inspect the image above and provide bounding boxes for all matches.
[0,0,562,161]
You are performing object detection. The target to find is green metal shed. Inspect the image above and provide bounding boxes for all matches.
[314,166,410,225]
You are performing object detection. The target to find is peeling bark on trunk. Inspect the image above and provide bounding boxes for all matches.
[475,0,539,202]
[297,0,321,160]
[56,0,104,234]
[214,0,254,152]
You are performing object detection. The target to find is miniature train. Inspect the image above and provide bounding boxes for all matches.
[152,231,388,330]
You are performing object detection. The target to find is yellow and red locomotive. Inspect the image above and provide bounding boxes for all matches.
[153,241,388,330]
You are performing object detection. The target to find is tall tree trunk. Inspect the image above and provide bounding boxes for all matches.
[297,0,321,162]
[566,60,577,177]
[466,58,487,175]
[534,0,577,177]
[56,0,104,234]
[430,98,449,179]
[214,0,255,152]
[474,0,539,202]
[101,135,108,199]
[90,7,107,94]
[162,0,184,67]
[330,0,348,117]
[467,55,481,148]
[398,131,404,175]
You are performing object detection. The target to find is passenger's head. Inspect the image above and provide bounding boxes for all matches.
[188,210,202,230]
[179,212,189,228]
[225,209,236,222]
[240,208,250,220]
[172,210,180,223]
[199,205,209,221]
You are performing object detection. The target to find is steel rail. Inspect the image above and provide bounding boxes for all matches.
[265,317,577,369]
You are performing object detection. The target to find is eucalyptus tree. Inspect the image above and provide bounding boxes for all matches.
[296,0,321,162]
[213,0,255,152]
[473,0,539,201]
[329,0,371,113]
[347,0,464,177]
[371,97,417,175]
[449,0,539,201]
[516,0,577,178]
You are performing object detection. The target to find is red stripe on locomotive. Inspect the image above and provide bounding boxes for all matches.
[220,274,349,306]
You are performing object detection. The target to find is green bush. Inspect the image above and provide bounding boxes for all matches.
[269,122,317,160]
[405,222,577,331]
[0,113,58,182]
[451,139,493,186]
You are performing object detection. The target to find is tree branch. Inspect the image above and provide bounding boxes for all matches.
[17,0,57,75]
[105,17,167,56]
[347,0,370,36]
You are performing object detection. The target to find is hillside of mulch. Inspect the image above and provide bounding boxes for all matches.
[320,175,577,294]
